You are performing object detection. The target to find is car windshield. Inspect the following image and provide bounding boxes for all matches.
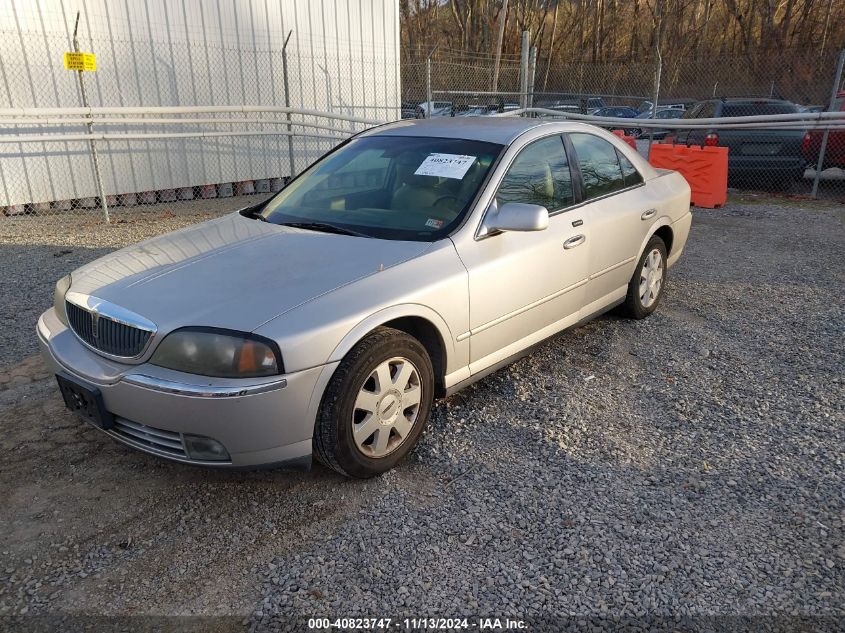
[258,136,503,240]
[722,103,797,116]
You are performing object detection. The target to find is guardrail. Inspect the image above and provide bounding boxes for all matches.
[0,107,383,220]
[492,108,845,130]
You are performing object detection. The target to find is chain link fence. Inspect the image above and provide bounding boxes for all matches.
[0,1,400,220]
[403,44,845,201]
[3,4,845,222]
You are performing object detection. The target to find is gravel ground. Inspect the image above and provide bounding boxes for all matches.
[0,192,842,632]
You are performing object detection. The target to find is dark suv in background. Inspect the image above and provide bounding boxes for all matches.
[669,98,806,187]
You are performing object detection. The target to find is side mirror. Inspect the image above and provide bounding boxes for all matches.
[484,202,550,234]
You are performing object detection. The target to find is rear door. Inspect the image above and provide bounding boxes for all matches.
[568,133,653,309]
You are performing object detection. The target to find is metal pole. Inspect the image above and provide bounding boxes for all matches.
[648,54,662,153]
[647,2,663,155]
[72,12,109,223]
[519,31,529,111]
[812,48,845,198]
[426,45,437,119]
[491,0,508,93]
[527,46,537,109]
[281,30,295,179]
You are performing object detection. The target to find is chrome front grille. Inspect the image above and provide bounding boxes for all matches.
[66,301,152,358]
[110,417,187,458]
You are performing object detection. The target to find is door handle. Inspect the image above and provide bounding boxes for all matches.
[563,234,586,249]
[641,208,657,220]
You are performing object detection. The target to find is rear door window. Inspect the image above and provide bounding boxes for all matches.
[698,102,716,118]
[682,103,704,119]
[569,133,627,200]
[721,103,797,117]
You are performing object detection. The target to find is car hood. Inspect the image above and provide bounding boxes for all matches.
[69,213,433,333]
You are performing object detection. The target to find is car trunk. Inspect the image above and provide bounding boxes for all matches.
[717,128,805,158]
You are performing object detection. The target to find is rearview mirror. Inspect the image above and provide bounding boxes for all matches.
[484,202,549,234]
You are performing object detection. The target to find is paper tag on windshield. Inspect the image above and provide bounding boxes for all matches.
[414,153,476,180]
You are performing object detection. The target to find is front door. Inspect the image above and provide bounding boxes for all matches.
[453,134,590,372]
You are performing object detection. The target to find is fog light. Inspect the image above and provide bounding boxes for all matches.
[183,434,230,462]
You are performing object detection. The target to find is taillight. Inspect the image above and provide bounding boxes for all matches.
[704,133,719,146]
[802,132,811,153]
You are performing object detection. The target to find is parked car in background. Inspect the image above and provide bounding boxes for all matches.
[414,101,453,118]
[802,91,845,169]
[638,100,690,114]
[455,105,491,117]
[582,97,607,114]
[629,108,685,139]
[592,106,639,118]
[536,99,581,114]
[799,104,824,113]
[400,102,418,119]
[39,118,692,477]
[669,98,806,186]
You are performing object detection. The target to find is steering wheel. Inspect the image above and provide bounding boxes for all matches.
[432,195,459,208]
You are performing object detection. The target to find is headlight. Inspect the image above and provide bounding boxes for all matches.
[150,328,282,378]
[53,274,72,326]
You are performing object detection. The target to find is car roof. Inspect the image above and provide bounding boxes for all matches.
[359,117,556,145]
[714,98,794,105]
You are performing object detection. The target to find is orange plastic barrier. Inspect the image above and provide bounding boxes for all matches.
[612,129,637,150]
[648,143,728,209]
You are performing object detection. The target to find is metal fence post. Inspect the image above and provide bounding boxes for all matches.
[527,46,538,109]
[519,31,529,110]
[491,0,508,93]
[647,4,663,156]
[647,53,662,154]
[425,46,438,119]
[812,48,845,198]
[281,30,296,179]
[72,11,109,223]
[425,56,432,119]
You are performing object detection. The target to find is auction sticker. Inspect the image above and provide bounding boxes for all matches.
[414,153,476,179]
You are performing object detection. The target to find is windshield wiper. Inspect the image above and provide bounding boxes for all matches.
[277,221,371,238]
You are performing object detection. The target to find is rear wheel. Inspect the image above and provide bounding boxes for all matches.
[621,236,667,319]
[313,327,434,478]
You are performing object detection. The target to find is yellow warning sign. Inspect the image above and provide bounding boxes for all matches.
[63,52,96,71]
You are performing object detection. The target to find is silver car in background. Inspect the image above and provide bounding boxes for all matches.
[38,118,692,477]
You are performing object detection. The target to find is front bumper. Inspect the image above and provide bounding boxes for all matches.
[37,308,337,468]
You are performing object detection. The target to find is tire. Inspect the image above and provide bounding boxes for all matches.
[620,236,668,319]
[313,326,434,478]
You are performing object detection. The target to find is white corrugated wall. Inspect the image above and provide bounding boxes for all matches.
[0,0,400,206]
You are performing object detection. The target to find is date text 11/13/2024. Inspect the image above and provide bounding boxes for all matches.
[307,617,527,630]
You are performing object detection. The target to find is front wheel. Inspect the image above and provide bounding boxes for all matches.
[313,327,434,478]
[620,236,667,319]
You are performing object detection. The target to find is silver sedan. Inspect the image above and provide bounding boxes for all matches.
[38,118,692,477]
